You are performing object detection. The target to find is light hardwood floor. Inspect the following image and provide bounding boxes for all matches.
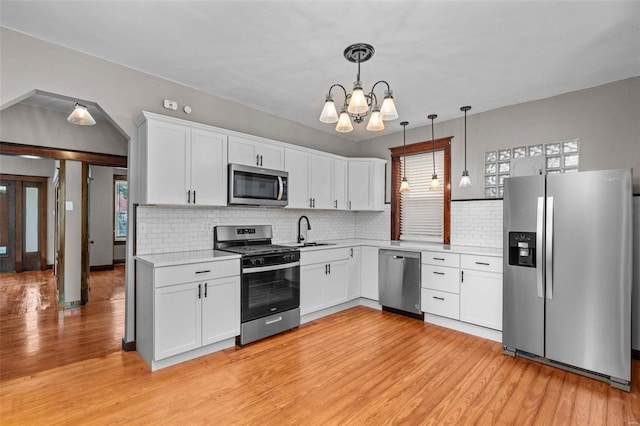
[1,289,638,424]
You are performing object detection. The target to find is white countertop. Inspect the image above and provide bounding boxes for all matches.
[135,250,241,267]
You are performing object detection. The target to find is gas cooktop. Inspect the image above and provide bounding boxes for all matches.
[218,244,297,256]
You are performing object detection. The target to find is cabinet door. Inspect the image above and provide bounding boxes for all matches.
[460,269,503,330]
[190,129,228,206]
[347,247,362,300]
[258,143,285,170]
[285,149,311,208]
[360,246,379,300]
[146,120,190,204]
[300,263,326,315]
[155,282,202,360]
[324,260,348,307]
[333,158,348,209]
[202,276,240,346]
[310,154,333,209]
[348,161,372,210]
[228,136,260,166]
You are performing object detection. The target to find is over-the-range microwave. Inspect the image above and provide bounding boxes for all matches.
[228,163,288,207]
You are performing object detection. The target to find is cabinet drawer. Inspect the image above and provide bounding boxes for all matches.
[155,259,240,288]
[461,255,503,273]
[421,265,460,293]
[301,247,350,266]
[421,251,460,268]
[421,289,459,320]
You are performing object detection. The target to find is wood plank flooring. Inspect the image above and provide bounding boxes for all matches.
[0,267,125,381]
[1,301,639,424]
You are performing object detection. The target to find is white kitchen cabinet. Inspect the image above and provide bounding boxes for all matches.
[347,158,386,211]
[347,247,362,300]
[333,158,348,210]
[136,112,227,206]
[300,248,350,315]
[285,148,343,210]
[136,257,240,370]
[421,251,461,320]
[460,255,503,330]
[228,135,284,169]
[360,246,379,300]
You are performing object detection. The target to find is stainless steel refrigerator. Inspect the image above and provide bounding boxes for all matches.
[503,169,632,391]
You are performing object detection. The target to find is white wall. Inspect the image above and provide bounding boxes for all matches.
[89,165,113,267]
[63,160,82,304]
[633,196,639,352]
[357,77,640,197]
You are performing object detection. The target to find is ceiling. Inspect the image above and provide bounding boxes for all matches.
[1,1,639,142]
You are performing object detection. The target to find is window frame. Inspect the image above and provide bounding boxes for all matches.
[113,175,128,242]
[389,136,452,244]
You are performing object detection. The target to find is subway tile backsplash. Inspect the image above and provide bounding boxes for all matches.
[136,201,501,255]
[450,199,503,248]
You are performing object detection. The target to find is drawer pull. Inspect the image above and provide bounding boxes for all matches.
[433,271,445,276]
[433,296,445,301]
[195,270,211,274]
[265,316,283,325]
[433,257,445,261]
[475,262,490,266]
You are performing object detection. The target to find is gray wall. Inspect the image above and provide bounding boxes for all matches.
[64,160,82,304]
[89,165,114,267]
[357,77,640,197]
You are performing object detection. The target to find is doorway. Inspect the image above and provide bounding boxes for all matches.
[0,175,47,273]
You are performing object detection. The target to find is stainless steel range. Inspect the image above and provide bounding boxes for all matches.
[214,225,300,345]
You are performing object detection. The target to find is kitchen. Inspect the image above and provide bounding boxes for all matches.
[1,1,640,423]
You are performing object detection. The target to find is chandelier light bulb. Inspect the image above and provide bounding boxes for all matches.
[366,109,385,131]
[319,96,338,123]
[347,82,368,115]
[336,110,354,133]
[379,90,398,121]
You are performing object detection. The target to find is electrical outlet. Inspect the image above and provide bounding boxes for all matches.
[204,222,213,231]
[163,99,178,110]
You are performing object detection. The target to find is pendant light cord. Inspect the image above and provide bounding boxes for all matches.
[403,124,407,179]
[431,116,436,173]
[464,109,467,170]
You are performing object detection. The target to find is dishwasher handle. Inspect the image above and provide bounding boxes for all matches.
[379,249,421,260]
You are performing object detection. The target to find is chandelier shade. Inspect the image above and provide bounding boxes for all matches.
[320,43,398,133]
[67,103,96,126]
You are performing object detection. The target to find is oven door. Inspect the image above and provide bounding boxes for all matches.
[241,262,300,322]
[228,164,288,207]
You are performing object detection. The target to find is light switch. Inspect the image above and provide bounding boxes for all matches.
[66,201,73,211]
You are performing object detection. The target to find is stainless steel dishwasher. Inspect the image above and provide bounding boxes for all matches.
[378,249,422,318]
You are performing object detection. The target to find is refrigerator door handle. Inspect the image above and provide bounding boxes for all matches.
[536,197,544,298]
[545,196,554,300]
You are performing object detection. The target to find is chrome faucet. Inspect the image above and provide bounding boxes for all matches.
[297,215,311,243]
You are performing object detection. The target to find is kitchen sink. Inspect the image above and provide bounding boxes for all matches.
[301,242,335,247]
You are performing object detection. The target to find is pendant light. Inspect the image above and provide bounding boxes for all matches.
[67,103,96,126]
[459,106,472,188]
[428,114,441,191]
[399,121,410,193]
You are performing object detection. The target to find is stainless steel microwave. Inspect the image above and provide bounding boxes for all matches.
[228,163,288,207]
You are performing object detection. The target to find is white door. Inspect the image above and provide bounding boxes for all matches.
[332,159,348,210]
[228,136,260,167]
[284,149,311,208]
[360,246,379,300]
[154,282,202,360]
[460,269,503,330]
[347,247,362,300]
[348,161,372,210]
[324,260,348,307]
[190,129,228,206]
[300,263,326,315]
[146,120,190,204]
[257,144,285,170]
[310,154,333,209]
[201,276,240,345]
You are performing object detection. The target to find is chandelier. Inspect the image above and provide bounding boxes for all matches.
[319,43,398,133]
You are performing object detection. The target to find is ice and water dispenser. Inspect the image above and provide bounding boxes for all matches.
[508,232,536,267]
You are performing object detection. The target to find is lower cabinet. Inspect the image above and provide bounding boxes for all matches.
[301,260,348,315]
[460,255,503,330]
[347,247,362,300]
[360,246,379,300]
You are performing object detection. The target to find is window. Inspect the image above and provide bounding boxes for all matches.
[114,179,128,240]
[390,137,451,244]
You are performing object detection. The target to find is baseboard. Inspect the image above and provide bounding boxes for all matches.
[113,259,125,264]
[90,264,114,271]
[122,339,136,352]
[633,349,640,360]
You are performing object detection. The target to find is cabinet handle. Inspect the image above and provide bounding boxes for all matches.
[309,198,313,208]
[334,200,338,208]
[325,264,328,274]
[433,296,445,301]
[461,270,464,283]
[433,257,445,261]
[265,316,283,325]
[204,283,208,298]
[350,248,353,258]
[198,284,202,299]
[195,270,211,274]
[193,190,196,204]
[475,262,490,266]
[312,198,315,208]
[349,201,352,210]
[256,154,260,166]
[260,155,263,166]
[187,190,191,204]
[433,271,445,275]
[328,263,331,274]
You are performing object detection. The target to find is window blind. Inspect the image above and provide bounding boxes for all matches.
[400,150,444,242]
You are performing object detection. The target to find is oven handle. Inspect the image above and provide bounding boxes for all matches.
[242,261,300,274]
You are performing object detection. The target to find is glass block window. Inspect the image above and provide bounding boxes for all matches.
[484,139,580,198]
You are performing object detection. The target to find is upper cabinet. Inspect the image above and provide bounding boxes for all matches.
[136,112,227,206]
[348,158,386,211]
[285,148,340,209]
[228,135,284,170]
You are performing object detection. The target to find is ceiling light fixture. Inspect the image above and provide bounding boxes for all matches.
[459,105,472,188]
[428,114,441,191]
[400,121,410,193]
[67,103,96,126]
[319,43,398,133]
